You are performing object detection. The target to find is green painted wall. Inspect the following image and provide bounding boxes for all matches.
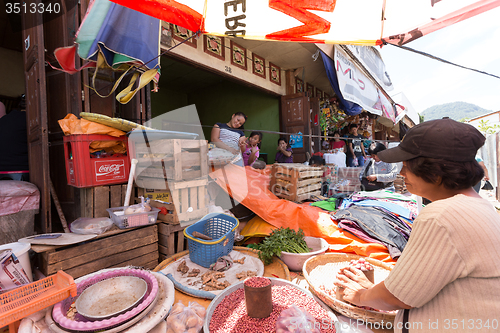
[150,75,281,163]
[190,81,280,163]
[151,87,188,118]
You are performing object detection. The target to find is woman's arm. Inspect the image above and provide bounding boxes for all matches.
[479,161,489,181]
[211,125,238,154]
[335,267,412,311]
[239,137,247,153]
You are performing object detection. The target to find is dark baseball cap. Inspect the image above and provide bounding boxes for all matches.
[378,119,485,163]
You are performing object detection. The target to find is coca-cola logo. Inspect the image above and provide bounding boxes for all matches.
[96,163,124,177]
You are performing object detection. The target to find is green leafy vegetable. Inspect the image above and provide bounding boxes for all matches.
[254,227,311,265]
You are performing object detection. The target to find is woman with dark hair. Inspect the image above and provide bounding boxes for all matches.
[335,119,500,333]
[210,112,247,155]
[329,130,346,153]
[359,142,402,191]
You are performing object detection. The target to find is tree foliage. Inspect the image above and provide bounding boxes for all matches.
[421,102,491,121]
[477,119,500,135]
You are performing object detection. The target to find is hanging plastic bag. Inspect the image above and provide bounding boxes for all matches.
[275,305,321,333]
[166,301,206,333]
[482,180,494,191]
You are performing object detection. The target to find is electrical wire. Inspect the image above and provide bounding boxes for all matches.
[384,41,500,80]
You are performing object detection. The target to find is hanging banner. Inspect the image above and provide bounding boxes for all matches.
[344,45,393,92]
[110,0,500,46]
[334,45,399,119]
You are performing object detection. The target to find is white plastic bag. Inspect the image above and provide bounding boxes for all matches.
[166,301,206,333]
[275,305,321,333]
[70,217,113,235]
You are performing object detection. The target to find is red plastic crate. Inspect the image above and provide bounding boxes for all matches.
[63,134,131,188]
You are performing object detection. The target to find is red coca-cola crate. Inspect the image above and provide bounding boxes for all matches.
[63,134,131,188]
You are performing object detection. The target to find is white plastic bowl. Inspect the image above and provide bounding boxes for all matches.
[76,276,148,320]
[279,236,329,271]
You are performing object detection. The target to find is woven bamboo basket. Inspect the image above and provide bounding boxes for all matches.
[303,253,396,326]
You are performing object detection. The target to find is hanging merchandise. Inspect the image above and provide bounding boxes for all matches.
[319,98,346,138]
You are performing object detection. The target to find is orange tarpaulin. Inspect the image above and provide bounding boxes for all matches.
[210,164,396,263]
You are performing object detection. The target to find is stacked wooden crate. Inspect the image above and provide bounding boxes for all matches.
[35,225,158,279]
[335,167,363,193]
[131,139,209,261]
[269,163,323,202]
[79,184,128,218]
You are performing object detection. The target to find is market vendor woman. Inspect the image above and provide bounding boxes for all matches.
[210,112,247,155]
[335,119,500,333]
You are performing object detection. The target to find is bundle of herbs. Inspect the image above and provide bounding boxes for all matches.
[251,227,311,265]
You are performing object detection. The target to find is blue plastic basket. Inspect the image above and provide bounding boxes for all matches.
[184,213,239,268]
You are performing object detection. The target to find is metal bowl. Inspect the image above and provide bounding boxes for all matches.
[76,276,148,320]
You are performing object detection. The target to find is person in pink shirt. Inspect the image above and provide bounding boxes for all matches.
[241,131,262,167]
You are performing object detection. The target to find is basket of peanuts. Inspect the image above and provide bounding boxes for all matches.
[303,253,396,327]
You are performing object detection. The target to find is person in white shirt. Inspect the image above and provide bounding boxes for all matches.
[359,142,402,191]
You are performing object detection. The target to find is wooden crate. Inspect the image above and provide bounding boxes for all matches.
[131,139,209,188]
[136,178,208,225]
[335,166,363,193]
[158,223,188,262]
[35,225,158,279]
[269,163,323,202]
[79,184,129,218]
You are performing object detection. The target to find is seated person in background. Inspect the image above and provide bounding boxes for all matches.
[275,137,293,163]
[210,112,247,166]
[309,155,325,167]
[360,142,402,191]
[329,131,346,153]
[211,112,247,154]
[242,131,262,167]
[0,99,29,181]
[309,155,329,196]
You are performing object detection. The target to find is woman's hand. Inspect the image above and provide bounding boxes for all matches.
[366,175,377,182]
[334,266,374,306]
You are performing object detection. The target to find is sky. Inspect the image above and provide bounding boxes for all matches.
[377,5,500,114]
